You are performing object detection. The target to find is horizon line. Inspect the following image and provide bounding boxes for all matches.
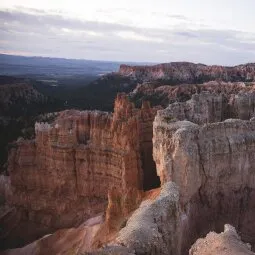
[0,52,254,67]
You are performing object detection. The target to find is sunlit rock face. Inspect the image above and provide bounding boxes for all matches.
[0,93,160,249]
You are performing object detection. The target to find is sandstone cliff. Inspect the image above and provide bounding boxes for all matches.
[130,80,255,109]
[119,62,255,83]
[152,117,255,253]
[0,94,160,249]
[158,89,255,125]
[2,76,255,255]
[84,93,255,254]
[92,117,255,255]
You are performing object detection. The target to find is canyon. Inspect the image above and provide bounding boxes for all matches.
[0,76,63,174]
[0,76,46,115]
[1,62,255,254]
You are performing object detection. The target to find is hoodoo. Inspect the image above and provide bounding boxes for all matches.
[0,94,160,249]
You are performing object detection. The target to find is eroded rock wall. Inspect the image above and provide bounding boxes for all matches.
[3,81,255,254]
[97,115,255,255]
[119,62,255,83]
[1,94,159,249]
[130,81,255,108]
[156,89,255,125]
[153,116,255,253]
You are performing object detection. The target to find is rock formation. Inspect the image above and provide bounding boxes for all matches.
[189,224,255,255]
[0,94,160,249]
[88,91,255,254]
[91,117,255,255]
[158,90,255,125]
[1,68,255,255]
[130,80,255,109]
[152,116,255,253]
[1,214,104,255]
[119,62,255,83]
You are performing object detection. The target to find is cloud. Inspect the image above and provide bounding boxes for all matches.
[0,9,132,33]
[173,31,198,38]
[167,14,190,21]
[0,8,255,65]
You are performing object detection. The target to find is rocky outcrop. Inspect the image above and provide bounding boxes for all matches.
[153,117,255,253]
[158,90,255,125]
[2,76,255,255]
[119,62,255,83]
[92,116,255,255]
[130,80,255,109]
[1,94,160,249]
[113,182,181,255]
[2,214,104,255]
[189,224,255,255]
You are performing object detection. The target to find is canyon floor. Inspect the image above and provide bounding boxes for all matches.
[1,62,255,254]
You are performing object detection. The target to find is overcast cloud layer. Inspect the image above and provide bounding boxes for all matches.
[0,0,255,65]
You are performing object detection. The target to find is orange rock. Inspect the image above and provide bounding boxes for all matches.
[2,94,160,249]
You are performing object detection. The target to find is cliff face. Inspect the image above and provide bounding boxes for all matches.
[119,62,255,83]
[91,91,255,254]
[1,94,160,249]
[153,117,255,253]
[2,65,255,255]
[99,117,255,255]
[130,80,255,109]
[158,90,255,125]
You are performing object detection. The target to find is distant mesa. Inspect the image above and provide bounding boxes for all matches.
[118,62,255,84]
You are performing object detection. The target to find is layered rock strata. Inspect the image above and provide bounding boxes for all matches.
[2,86,255,254]
[153,117,255,253]
[119,62,255,83]
[94,116,255,254]
[159,89,255,125]
[1,94,160,249]
[130,81,255,109]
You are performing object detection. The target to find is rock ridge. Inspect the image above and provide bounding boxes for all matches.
[119,62,255,83]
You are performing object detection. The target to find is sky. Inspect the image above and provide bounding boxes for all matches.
[0,0,255,65]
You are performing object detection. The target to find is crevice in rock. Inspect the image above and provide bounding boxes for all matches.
[140,142,160,191]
